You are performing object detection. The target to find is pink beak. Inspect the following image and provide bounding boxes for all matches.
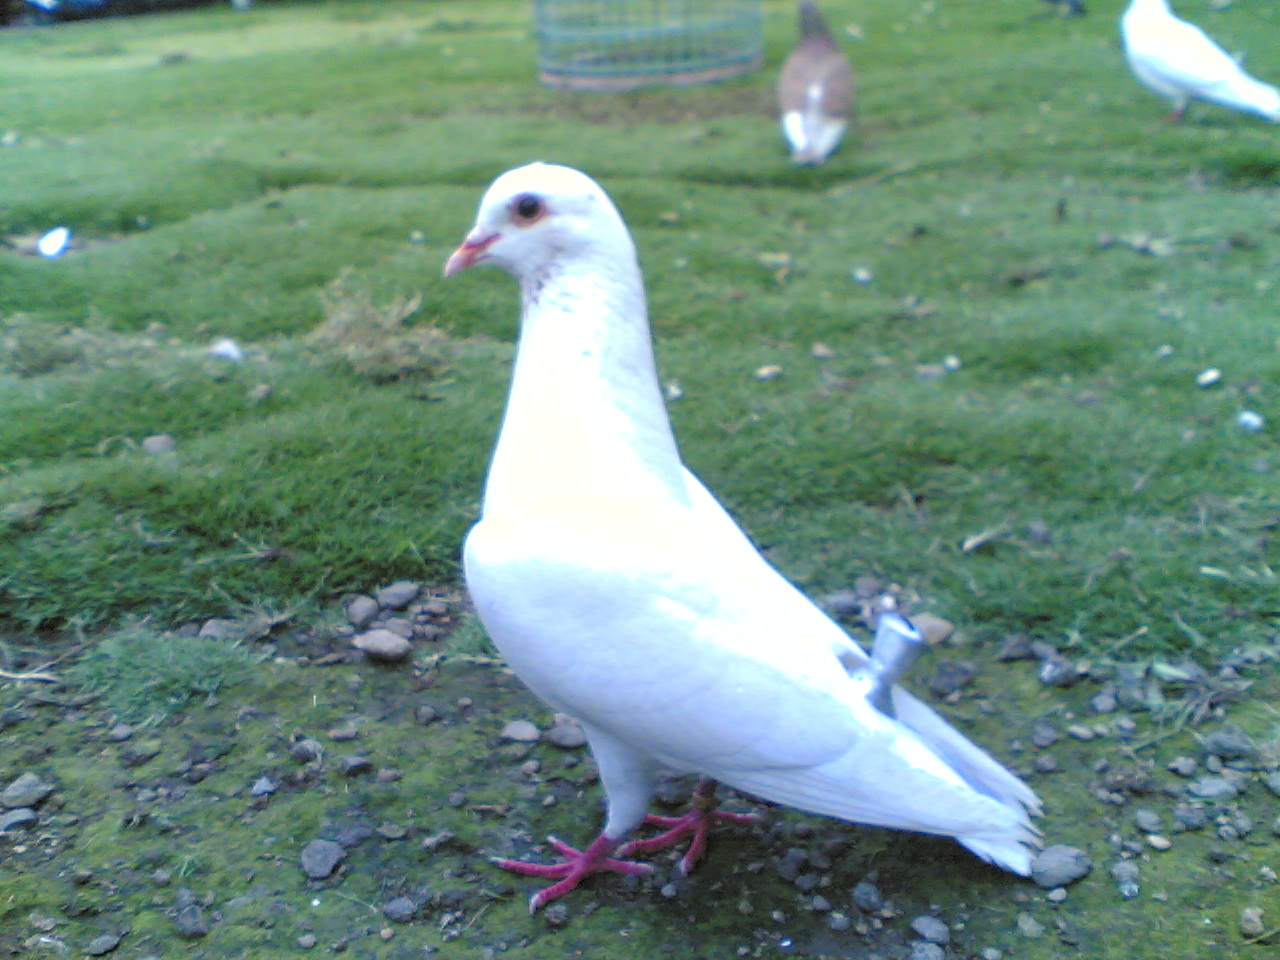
[443,230,500,277]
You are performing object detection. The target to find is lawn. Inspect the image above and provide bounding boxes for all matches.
[1,0,1276,657]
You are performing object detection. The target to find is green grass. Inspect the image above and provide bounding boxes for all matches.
[0,0,1276,660]
[68,623,260,723]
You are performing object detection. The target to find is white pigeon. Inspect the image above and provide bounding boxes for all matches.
[1121,0,1280,122]
[778,0,855,165]
[445,163,1041,911]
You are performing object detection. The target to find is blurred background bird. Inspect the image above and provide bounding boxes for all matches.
[1121,0,1280,122]
[778,0,855,165]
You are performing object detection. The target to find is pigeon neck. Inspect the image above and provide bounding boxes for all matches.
[1127,0,1170,15]
[483,258,687,515]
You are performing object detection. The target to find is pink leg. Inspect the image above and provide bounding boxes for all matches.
[618,778,757,874]
[493,832,654,913]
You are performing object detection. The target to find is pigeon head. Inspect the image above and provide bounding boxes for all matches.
[444,163,633,283]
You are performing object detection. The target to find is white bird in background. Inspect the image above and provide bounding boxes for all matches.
[777,0,855,165]
[444,163,1041,912]
[1121,0,1280,122]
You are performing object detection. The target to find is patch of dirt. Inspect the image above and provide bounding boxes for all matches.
[1,590,1279,959]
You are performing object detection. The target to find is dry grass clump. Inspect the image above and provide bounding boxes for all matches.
[310,270,450,383]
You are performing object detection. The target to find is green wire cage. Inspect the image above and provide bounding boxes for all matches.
[535,0,764,91]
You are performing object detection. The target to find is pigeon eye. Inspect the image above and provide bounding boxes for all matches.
[512,194,545,223]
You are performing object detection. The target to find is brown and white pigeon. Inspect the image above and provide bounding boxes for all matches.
[777,0,855,165]
[1121,0,1280,122]
[445,163,1041,912]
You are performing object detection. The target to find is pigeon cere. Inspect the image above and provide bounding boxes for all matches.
[1,2,1279,959]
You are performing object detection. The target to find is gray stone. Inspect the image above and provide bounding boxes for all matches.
[1029,720,1059,748]
[909,942,946,960]
[300,839,346,879]
[544,715,587,749]
[197,618,240,640]
[339,755,373,777]
[851,879,883,911]
[775,847,807,882]
[1171,802,1208,833]
[1133,808,1162,833]
[1188,777,1239,800]
[141,433,176,455]
[0,807,37,832]
[1110,860,1141,899]
[501,719,540,742]
[85,932,123,956]
[250,776,277,797]
[1,771,54,808]
[346,595,379,629]
[382,896,418,923]
[1030,845,1092,888]
[352,628,411,663]
[910,915,951,944]
[1037,655,1078,687]
[376,580,421,609]
[172,890,209,939]
[1263,771,1280,797]
[1167,756,1198,777]
[927,660,976,698]
[1202,727,1255,761]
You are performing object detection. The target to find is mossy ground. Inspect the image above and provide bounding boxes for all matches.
[2,625,1279,959]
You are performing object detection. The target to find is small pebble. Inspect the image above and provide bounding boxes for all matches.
[1202,727,1255,761]
[298,934,318,948]
[1147,835,1172,851]
[345,595,379,629]
[544,714,587,749]
[1240,906,1266,939]
[300,839,346,879]
[910,915,950,944]
[909,942,945,960]
[85,932,123,956]
[1167,756,1197,777]
[289,739,321,763]
[382,897,417,923]
[851,879,883,911]
[1031,845,1092,888]
[1016,912,1045,938]
[376,581,421,609]
[543,903,570,928]
[1046,887,1067,903]
[500,720,541,743]
[1110,860,1141,899]
[1189,777,1239,800]
[141,433,176,455]
[339,756,373,777]
[352,629,411,663]
[1196,368,1222,388]
[1133,808,1162,833]
[0,807,37,832]
[1,772,55,809]
[1236,411,1265,432]
[1029,720,1059,748]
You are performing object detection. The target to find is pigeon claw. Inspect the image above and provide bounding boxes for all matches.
[494,834,654,913]
[618,779,759,874]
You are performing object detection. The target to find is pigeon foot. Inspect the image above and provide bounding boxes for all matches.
[493,833,654,912]
[618,778,759,874]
